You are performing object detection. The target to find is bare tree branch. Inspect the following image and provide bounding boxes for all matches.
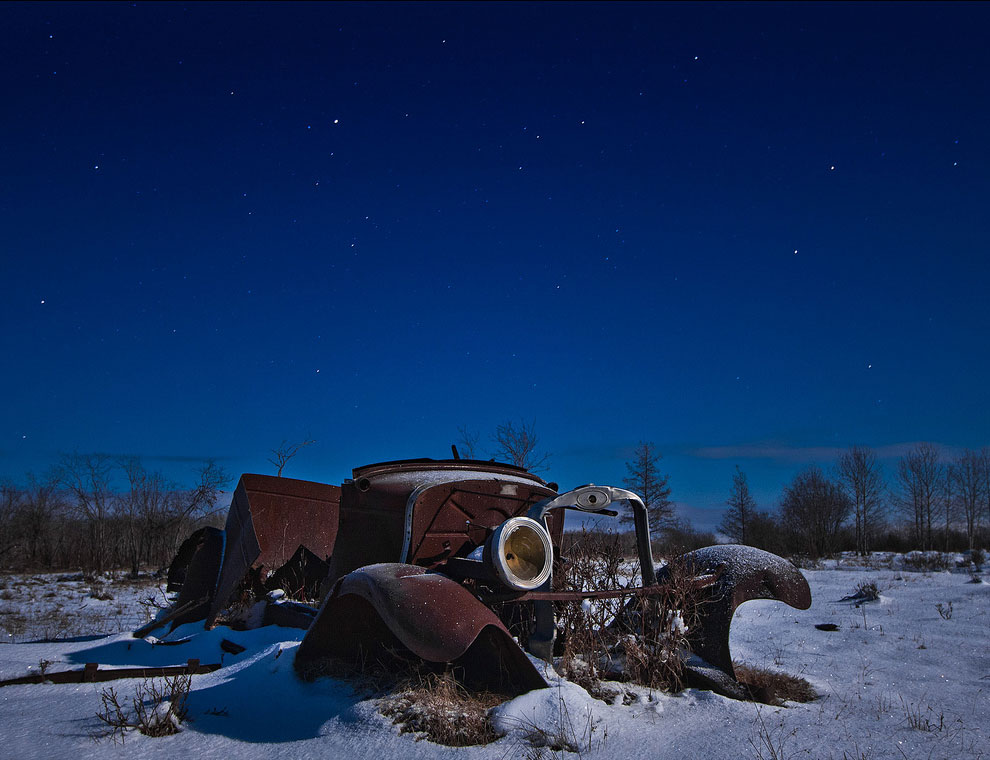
[268,439,316,477]
[491,420,550,472]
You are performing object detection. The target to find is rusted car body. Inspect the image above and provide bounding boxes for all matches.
[165,457,811,697]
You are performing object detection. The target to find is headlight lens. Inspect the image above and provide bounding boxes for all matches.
[487,516,553,591]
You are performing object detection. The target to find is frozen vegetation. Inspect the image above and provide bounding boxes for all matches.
[0,555,986,760]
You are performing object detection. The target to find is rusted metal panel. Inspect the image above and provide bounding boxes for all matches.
[406,480,561,567]
[169,527,224,629]
[167,526,218,592]
[327,459,559,587]
[264,545,329,601]
[207,474,340,625]
[295,563,547,695]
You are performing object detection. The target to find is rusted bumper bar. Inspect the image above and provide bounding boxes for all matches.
[481,576,719,604]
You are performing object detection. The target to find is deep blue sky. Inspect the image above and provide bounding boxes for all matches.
[3,2,988,529]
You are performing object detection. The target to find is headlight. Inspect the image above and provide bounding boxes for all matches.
[485,516,553,591]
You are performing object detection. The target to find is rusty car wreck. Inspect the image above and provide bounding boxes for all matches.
[162,457,812,699]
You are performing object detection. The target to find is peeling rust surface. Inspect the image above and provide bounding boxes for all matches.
[207,474,340,625]
[295,563,547,695]
[406,480,561,566]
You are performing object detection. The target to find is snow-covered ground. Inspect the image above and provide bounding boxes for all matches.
[0,572,166,644]
[0,560,986,760]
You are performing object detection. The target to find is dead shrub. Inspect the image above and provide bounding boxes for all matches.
[854,580,880,601]
[94,674,192,743]
[0,608,28,639]
[379,671,503,746]
[733,663,817,704]
[553,528,700,695]
[902,552,951,572]
[553,529,628,694]
[300,648,506,747]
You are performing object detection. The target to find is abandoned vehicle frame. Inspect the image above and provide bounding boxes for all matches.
[158,457,812,699]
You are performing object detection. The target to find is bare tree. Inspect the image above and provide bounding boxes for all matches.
[954,450,985,551]
[718,466,756,544]
[0,482,22,564]
[269,439,316,477]
[455,425,481,460]
[942,463,958,552]
[895,443,943,550]
[19,472,66,568]
[622,442,673,529]
[982,448,990,541]
[119,457,182,577]
[56,453,117,572]
[837,446,886,556]
[780,467,851,558]
[492,419,550,472]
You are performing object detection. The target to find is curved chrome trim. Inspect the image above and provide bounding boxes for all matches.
[527,484,657,587]
[488,516,553,591]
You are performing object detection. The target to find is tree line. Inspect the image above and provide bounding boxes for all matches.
[3,434,986,574]
[0,454,228,574]
[718,443,990,558]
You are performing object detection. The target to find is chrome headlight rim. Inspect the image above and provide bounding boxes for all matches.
[487,516,553,591]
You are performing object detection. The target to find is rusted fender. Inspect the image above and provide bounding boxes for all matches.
[295,563,547,695]
[673,544,812,678]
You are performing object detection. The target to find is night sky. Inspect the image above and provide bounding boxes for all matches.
[3,2,988,529]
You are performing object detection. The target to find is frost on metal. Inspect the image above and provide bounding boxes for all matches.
[160,457,811,698]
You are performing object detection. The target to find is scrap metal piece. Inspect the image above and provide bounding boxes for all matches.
[167,526,218,592]
[264,545,329,601]
[673,544,812,677]
[166,526,224,630]
[295,563,547,695]
[0,660,221,688]
[206,474,341,626]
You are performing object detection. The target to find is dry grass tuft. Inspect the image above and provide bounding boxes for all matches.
[299,649,507,747]
[734,662,817,705]
[379,671,503,746]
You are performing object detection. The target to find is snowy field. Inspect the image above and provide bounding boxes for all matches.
[0,559,986,760]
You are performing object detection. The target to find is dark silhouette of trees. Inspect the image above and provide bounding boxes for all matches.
[837,446,886,556]
[0,456,228,574]
[718,466,756,544]
[56,453,116,572]
[622,442,673,529]
[954,450,984,551]
[895,443,943,550]
[780,467,851,558]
